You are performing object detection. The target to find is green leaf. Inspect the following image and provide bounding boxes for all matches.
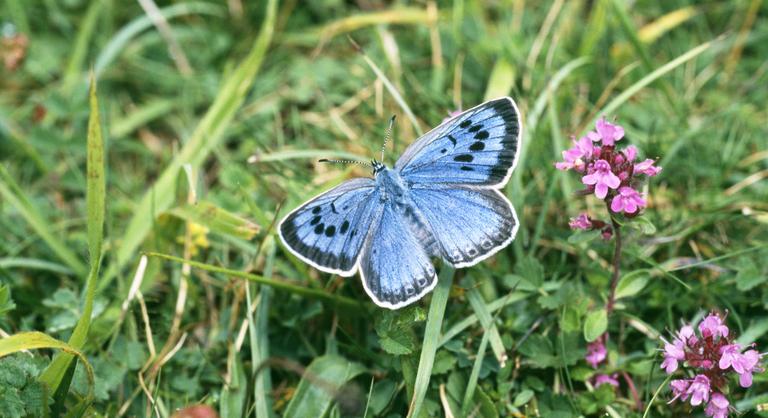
[584,309,607,342]
[627,217,657,235]
[283,355,366,418]
[735,257,765,291]
[513,389,535,407]
[375,309,418,356]
[514,255,545,287]
[561,305,581,333]
[379,332,416,356]
[0,331,95,405]
[40,74,106,402]
[0,284,16,317]
[431,350,456,375]
[614,270,651,299]
[167,200,260,240]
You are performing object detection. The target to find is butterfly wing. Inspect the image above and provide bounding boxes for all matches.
[359,202,437,309]
[395,97,522,187]
[409,184,518,267]
[279,178,384,276]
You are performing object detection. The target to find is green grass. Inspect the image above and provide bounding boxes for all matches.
[1,0,767,417]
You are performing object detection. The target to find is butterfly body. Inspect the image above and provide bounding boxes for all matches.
[279,97,522,309]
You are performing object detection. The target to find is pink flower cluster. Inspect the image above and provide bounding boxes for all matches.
[662,313,764,418]
[556,117,661,216]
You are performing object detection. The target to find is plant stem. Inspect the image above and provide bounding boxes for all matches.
[606,212,623,314]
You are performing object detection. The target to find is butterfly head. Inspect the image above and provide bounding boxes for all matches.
[371,159,386,175]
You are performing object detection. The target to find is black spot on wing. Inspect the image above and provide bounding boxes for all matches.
[461,166,473,171]
[454,154,473,162]
[310,216,321,225]
[469,142,485,151]
[280,219,353,271]
[459,119,472,128]
[312,206,321,214]
[324,225,336,237]
[314,223,324,234]
[447,135,457,146]
[468,124,483,133]
[340,220,349,234]
[474,131,489,140]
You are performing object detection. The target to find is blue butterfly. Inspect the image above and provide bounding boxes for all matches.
[279,97,522,309]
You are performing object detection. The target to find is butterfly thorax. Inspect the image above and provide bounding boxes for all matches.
[374,166,410,205]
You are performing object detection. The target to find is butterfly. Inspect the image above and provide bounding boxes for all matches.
[278,97,522,309]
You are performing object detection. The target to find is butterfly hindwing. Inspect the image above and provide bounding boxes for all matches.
[409,184,518,267]
[359,202,437,309]
[395,97,521,187]
[279,178,384,275]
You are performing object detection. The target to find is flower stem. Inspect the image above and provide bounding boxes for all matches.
[606,210,623,314]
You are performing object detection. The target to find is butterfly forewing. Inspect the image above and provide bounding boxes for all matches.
[359,202,437,309]
[279,178,384,275]
[395,97,521,187]
[409,184,518,267]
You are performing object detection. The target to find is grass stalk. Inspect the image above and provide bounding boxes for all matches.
[407,265,455,418]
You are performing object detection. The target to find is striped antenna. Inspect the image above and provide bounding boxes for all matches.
[381,115,396,162]
[318,158,372,168]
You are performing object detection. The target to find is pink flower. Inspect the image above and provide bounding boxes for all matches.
[586,340,607,368]
[635,158,662,176]
[699,314,729,339]
[733,349,761,387]
[668,379,690,403]
[705,392,729,418]
[661,337,686,373]
[556,136,594,171]
[718,344,742,370]
[593,373,619,388]
[595,117,625,146]
[585,131,601,142]
[569,213,592,230]
[678,325,696,345]
[688,374,710,406]
[624,145,638,161]
[610,186,646,214]
[582,160,620,199]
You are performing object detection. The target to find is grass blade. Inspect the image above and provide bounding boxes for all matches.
[94,2,223,76]
[0,166,87,276]
[407,265,455,418]
[594,39,717,125]
[145,252,363,310]
[40,74,106,400]
[466,281,507,367]
[60,0,102,93]
[461,330,490,416]
[167,201,260,240]
[102,0,278,287]
[250,239,276,418]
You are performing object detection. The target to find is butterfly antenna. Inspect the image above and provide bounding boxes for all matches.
[318,158,372,168]
[381,115,396,162]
